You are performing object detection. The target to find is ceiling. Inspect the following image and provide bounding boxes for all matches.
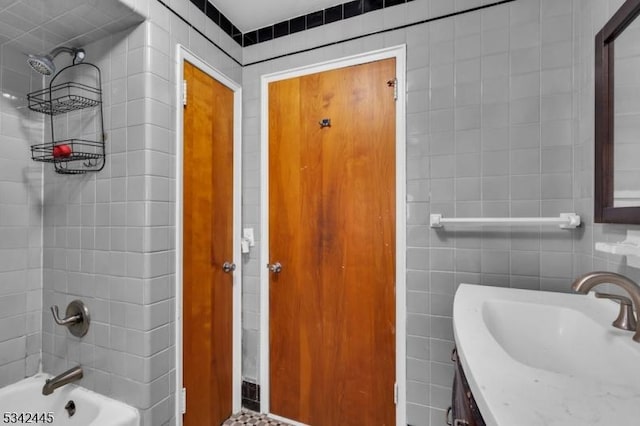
[211,0,344,32]
[0,0,143,54]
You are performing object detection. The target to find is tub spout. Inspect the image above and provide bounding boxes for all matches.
[42,366,83,396]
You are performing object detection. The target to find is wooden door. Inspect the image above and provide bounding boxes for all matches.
[183,61,234,426]
[268,58,397,426]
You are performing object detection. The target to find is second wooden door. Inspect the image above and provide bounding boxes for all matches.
[268,58,397,426]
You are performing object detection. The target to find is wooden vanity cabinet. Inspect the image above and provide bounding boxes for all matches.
[448,348,486,426]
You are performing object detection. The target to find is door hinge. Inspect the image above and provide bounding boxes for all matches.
[182,80,187,106]
[394,382,398,405]
[181,387,187,414]
[387,78,398,100]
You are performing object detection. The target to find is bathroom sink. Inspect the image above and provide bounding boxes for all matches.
[454,284,640,426]
[481,298,639,385]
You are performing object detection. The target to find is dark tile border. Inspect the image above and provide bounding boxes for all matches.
[193,0,415,47]
[241,0,415,47]
[189,0,241,44]
[244,0,517,67]
[156,0,516,67]
[325,5,342,24]
[157,0,242,66]
[241,380,260,411]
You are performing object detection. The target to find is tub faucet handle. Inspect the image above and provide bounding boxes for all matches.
[51,305,81,326]
[50,300,90,337]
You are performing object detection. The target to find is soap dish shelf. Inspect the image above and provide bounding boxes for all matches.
[595,231,640,269]
[31,139,104,174]
[27,81,101,116]
[27,61,105,175]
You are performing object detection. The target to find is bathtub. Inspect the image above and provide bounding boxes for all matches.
[0,374,139,426]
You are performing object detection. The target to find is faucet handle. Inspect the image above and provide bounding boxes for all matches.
[595,292,638,331]
[596,292,633,305]
[50,300,90,337]
[51,305,81,326]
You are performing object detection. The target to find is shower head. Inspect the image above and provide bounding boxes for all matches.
[27,46,86,76]
[27,54,55,75]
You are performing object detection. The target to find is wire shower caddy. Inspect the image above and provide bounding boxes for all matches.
[28,61,105,174]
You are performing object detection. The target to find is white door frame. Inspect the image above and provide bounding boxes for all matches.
[174,45,243,424]
[259,44,407,426]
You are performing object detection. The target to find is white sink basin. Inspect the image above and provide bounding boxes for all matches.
[454,284,640,426]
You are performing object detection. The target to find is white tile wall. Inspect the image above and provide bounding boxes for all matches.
[3,0,640,426]
[236,1,639,425]
[573,0,640,285]
[32,2,241,426]
[0,43,43,387]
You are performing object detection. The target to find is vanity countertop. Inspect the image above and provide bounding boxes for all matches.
[453,284,640,426]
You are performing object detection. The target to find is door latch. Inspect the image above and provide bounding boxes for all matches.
[267,262,283,273]
[222,262,236,273]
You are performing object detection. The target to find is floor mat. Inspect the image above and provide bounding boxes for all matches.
[222,411,293,426]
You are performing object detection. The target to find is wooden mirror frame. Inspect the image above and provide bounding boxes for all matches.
[595,0,640,224]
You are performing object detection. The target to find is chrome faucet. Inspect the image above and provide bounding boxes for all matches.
[571,271,640,343]
[42,366,83,395]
